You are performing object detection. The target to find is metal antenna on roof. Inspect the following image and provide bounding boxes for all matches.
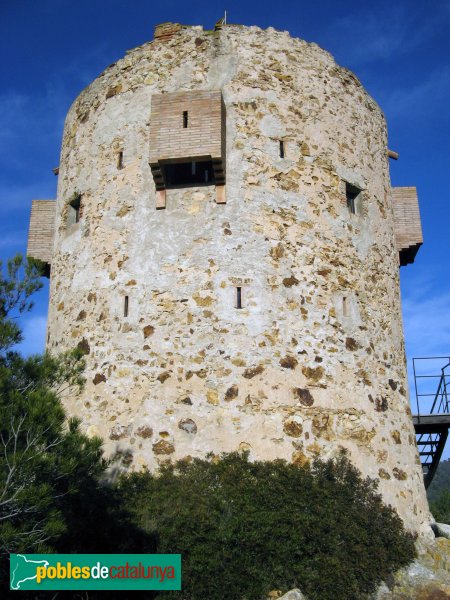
[215,13,226,30]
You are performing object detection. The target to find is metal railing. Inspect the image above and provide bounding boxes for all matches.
[413,356,450,421]
[412,356,450,487]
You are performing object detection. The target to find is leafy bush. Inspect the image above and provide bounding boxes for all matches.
[119,452,416,600]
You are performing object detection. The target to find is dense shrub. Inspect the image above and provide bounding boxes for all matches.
[119,452,416,600]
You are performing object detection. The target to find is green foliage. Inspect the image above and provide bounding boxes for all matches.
[0,350,106,554]
[429,490,450,524]
[119,452,416,600]
[428,459,450,524]
[0,256,115,598]
[0,255,44,351]
[427,458,450,502]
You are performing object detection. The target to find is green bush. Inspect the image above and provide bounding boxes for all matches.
[119,452,415,600]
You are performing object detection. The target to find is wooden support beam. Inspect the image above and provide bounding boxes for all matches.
[156,190,166,209]
[215,185,226,204]
[388,149,399,160]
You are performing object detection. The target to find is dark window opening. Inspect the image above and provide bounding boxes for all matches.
[346,183,361,215]
[236,287,242,309]
[117,151,123,169]
[279,140,285,158]
[183,111,188,128]
[67,195,81,226]
[161,160,215,189]
[124,296,129,317]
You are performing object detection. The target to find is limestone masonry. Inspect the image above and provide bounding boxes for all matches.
[27,22,428,534]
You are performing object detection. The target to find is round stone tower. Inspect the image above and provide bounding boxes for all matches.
[45,22,430,534]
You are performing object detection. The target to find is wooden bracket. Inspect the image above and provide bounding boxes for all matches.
[156,190,166,209]
[388,149,399,160]
[215,185,226,204]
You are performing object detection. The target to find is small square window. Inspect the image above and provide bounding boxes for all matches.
[67,195,82,226]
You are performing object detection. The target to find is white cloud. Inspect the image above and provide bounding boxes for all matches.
[0,42,111,175]
[0,91,64,160]
[0,230,27,249]
[0,179,57,214]
[379,66,450,120]
[402,287,450,360]
[14,315,47,357]
[330,4,450,66]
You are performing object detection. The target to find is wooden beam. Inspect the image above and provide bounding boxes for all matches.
[388,149,399,160]
[156,190,166,209]
[215,185,226,204]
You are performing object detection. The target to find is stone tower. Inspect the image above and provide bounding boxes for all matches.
[27,22,428,534]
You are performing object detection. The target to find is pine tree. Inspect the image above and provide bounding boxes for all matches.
[0,256,105,582]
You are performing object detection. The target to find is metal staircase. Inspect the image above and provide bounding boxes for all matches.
[412,357,450,488]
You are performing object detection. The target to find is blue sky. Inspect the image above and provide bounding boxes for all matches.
[1,0,449,452]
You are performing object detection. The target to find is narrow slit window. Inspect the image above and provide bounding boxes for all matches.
[67,195,81,226]
[117,151,123,170]
[183,111,188,128]
[279,140,285,158]
[124,296,129,317]
[236,287,242,309]
[342,296,349,317]
[346,182,361,215]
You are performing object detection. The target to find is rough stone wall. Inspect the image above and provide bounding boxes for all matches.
[47,24,431,535]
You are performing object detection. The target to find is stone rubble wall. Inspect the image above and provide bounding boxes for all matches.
[47,24,431,535]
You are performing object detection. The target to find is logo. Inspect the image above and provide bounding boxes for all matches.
[10,554,181,591]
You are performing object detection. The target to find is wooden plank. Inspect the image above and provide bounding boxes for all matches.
[156,190,166,209]
[215,185,226,204]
